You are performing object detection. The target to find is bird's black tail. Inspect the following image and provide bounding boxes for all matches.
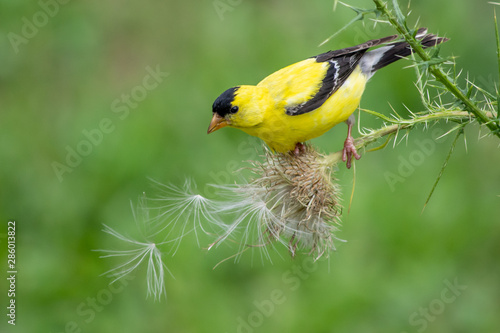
[360,28,449,77]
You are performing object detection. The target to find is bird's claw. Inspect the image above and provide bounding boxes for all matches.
[293,142,307,156]
[342,136,361,169]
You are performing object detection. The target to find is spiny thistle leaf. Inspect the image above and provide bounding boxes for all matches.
[361,108,399,123]
[320,1,380,46]
[422,126,465,212]
[391,0,407,27]
[319,13,364,46]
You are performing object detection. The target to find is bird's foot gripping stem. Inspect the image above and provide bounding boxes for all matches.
[342,115,361,169]
[342,136,360,169]
[293,142,307,155]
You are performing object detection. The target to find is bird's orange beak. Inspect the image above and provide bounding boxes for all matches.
[207,113,229,134]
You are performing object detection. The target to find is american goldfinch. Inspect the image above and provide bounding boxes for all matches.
[208,28,448,168]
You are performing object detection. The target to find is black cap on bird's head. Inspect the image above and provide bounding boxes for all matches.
[208,86,240,134]
[212,87,240,117]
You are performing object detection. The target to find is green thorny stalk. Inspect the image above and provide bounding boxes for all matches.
[322,110,494,166]
[323,0,500,167]
[372,0,500,136]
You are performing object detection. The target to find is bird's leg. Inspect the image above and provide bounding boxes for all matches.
[342,115,361,169]
[293,142,306,155]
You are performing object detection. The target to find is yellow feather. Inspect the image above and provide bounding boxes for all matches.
[258,58,328,106]
[230,61,368,153]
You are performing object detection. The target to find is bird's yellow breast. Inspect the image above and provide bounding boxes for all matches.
[242,65,368,153]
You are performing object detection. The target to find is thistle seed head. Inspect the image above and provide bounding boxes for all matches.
[244,144,343,259]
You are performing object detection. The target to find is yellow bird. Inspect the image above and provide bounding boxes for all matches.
[208,28,448,168]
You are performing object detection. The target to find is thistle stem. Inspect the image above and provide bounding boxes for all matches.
[372,0,500,138]
[322,110,495,166]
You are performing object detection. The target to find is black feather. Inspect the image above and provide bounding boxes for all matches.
[370,33,449,72]
[315,34,398,61]
[286,52,366,115]
[286,34,403,116]
[213,87,239,117]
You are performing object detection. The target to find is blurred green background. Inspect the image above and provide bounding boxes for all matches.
[1,0,499,332]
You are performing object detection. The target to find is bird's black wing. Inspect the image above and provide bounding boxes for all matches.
[285,34,398,116]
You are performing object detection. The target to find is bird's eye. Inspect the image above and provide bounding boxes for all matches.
[230,106,239,114]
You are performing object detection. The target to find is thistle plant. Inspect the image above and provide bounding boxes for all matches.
[99,0,500,298]
[323,0,500,203]
[325,0,500,140]
[209,145,344,262]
